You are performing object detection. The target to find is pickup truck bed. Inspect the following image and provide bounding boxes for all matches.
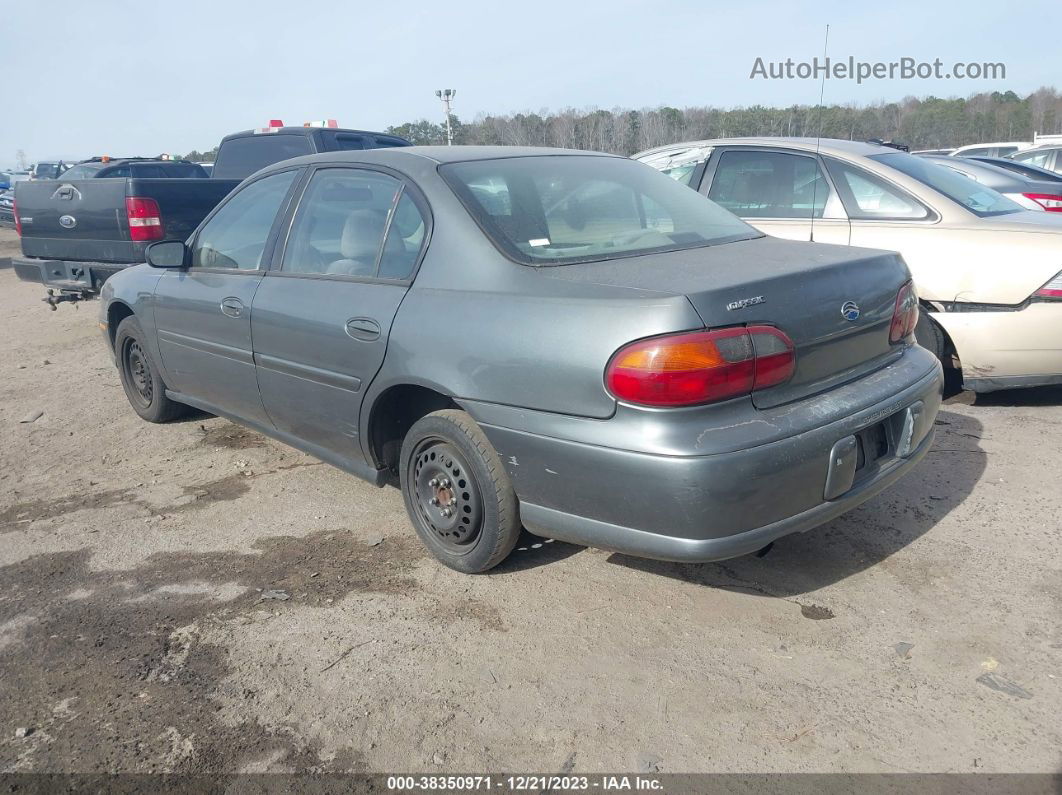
[14,124,411,304]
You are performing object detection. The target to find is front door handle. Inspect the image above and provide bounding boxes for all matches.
[345,317,381,341]
[220,297,244,318]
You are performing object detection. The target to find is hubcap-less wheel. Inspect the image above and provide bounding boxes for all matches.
[409,439,482,551]
[124,340,153,407]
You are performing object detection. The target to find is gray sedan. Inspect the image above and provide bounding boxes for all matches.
[923,155,1062,212]
[100,147,942,572]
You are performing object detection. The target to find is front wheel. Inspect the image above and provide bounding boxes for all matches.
[114,316,187,423]
[399,409,520,573]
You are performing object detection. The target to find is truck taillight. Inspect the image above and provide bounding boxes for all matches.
[1034,272,1062,300]
[12,198,20,236]
[125,197,164,242]
[1023,193,1062,212]
[889,280,918,344]
[605,325,795,407]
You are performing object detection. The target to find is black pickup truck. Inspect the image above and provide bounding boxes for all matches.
[13,125,411,305]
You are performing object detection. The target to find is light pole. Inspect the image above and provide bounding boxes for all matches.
[435,89,456,145]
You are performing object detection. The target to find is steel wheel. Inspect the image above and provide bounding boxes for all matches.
[123,339,154,408]
[408,438,483,552]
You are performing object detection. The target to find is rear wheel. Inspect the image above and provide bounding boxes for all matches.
[915,312,947,363]
[115,316,187,423]
[399,409,520,573]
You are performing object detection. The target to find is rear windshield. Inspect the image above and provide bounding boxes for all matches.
[60,163,106,180]
[332,133,410,151]
[441,155,757,265]
[869,152,1023,217]
[213,134,313,180]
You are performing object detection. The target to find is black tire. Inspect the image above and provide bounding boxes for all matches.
[915,312,947,364]
[114,316,187,423]
[399,409,520,573]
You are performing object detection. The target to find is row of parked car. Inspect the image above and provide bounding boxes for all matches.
[7,124,1060,573]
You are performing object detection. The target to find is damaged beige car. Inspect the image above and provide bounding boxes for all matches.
[636,138,1062,392]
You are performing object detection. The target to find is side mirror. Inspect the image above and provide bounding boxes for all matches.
[146,240,189,269]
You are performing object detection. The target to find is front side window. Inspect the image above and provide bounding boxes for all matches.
[282,169,426,280]
[867,152,1021,217]
[442,155,756,266]
[191,169,298,270]
[708,150,835,219]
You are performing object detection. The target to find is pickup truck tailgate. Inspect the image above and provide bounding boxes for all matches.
[15,178,238,263]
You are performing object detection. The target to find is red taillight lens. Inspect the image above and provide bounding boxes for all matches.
[889,280,918,344]
[1023,193,1062,212]
[605,325,795,407]
[1034,272,1062,300]
[12,198,21,236]
[125,197,164,242]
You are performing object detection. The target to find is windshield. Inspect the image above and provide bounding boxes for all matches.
[869,152,1024,217]
[441,155,757,265]
[61,163,106,180]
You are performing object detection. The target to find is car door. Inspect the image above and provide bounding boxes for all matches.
[699,147,850,245]
[250,166,429,465]
[152,168,301,426]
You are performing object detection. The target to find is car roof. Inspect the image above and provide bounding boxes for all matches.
[262,145,619,171]
[633,137,899,160]
[923,155,1025,184]
[220,126,410,142]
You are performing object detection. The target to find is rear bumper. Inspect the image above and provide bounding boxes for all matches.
[13,257,128,294]
[933,303,1062,392]
[478,354,943,563]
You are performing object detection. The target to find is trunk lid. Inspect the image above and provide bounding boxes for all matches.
[541,235,910,408]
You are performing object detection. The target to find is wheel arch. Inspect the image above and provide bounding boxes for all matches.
[106,300,136,350]
[365,381,460,474]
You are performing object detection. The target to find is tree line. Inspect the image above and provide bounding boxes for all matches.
[180,88,1062,161]
[385,88,1062,155]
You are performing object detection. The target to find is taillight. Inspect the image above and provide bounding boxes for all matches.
[1034,272,1062,300]
[1023,193,1062,212]
[889,280,918,344]
[605,325,795,407]
[12,198,20,236]
[125,197,164,242]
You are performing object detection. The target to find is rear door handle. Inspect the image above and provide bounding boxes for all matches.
[220,297,244,318]
[345,317,381,341]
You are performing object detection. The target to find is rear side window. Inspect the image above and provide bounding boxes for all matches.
[212,135,313,180]
[192,170,298,270]
[708,150,835,219]
[828,160,930,219]
[1013,149,1054,168]
[332,134,411,151]
[282,168,425,280]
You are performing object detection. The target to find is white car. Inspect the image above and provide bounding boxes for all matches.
[949,141,1035,159]
[634,138,1062,393]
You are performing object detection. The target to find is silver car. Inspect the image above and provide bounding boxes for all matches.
[100,147,942,572]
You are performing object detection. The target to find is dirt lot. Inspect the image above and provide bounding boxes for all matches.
[0,227,1059,775]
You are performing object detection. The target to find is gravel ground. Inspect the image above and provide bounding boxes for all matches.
[0,227,1059,775]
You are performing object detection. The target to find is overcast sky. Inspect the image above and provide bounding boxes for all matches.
[3,0,1054,168]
